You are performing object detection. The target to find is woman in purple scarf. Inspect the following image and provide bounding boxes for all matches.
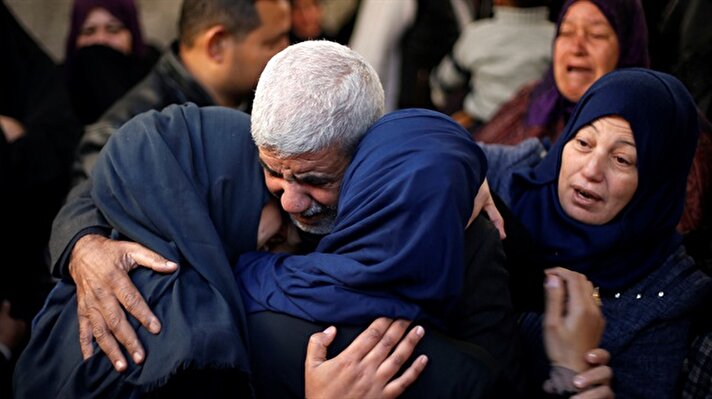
[475,0,649,144]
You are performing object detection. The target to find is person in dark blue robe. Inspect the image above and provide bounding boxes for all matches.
[14,104,267,398]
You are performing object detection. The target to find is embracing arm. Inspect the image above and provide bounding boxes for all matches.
[49,180,111,277]
[305,318,427,399]
[49,180,177,371]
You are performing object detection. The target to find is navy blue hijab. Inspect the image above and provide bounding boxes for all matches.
[15,104,268,396]
[235,109,486,325]
[511,69,699,290]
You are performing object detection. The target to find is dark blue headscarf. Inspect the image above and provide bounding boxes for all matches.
[235,109,486,325]
[15,104,268,396]
[511,69,699,290]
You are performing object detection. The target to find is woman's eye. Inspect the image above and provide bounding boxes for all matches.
[576,139,590,148]
[80,27,96,36]
[614,156,631,166]
[106,25,124,34]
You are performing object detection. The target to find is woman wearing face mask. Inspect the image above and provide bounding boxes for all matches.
[481,68,711,398]
[64,0,160,125]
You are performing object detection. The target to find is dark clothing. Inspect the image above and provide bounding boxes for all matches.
[518,246,711,399]
[248,215,514,398]
[0,3,80,322]
[398,0,459,109]
[652,0,712,123]
[65,44,160,124]
[1,4,80,389]
[65,0,148,61]
[683,331,712,399]
[63,0,160,125]
[15,104,267,397]
[72,42,216,185]
[248,312,495,399]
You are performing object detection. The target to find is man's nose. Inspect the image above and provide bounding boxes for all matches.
[280,183,311,214]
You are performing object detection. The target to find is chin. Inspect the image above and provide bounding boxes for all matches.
[291,215,335,235]
[561,202,602,225]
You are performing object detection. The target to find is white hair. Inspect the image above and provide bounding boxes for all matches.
[251,40,385,157]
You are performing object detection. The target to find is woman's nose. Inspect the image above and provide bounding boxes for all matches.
[581,154,605,181]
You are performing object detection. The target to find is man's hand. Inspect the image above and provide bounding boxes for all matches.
[543,268,605,373]
[305,318,428,399]
[471,179,505,239]
[571,349,614,399]
[69,234,178,372]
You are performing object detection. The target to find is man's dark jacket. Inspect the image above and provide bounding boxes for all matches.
[72,43,215,185]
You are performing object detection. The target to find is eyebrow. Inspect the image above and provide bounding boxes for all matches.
[258,158,281,177]
[587,20,611,27]
[616,139,636,148]
[588,123,636,148]
[258,158,337,185]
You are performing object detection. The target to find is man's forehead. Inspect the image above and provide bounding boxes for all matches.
[258,147,349,175]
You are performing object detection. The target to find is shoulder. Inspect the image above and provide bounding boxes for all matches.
[480,138,547,203]
[602,246,712,337]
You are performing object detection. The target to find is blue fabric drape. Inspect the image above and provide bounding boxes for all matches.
[15,104,268,397]
[235,109,487,325]
[510,69,699,290]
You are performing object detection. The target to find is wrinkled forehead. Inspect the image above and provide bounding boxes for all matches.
[258,145,349,175]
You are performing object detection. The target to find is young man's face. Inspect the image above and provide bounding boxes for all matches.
[258,146,350,235]
[223,0,290,98]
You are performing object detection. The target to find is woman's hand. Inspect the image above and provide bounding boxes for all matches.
[543,267,605,373]
[471,178,506,239]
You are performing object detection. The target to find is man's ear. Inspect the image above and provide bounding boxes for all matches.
[204,25,230,63]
